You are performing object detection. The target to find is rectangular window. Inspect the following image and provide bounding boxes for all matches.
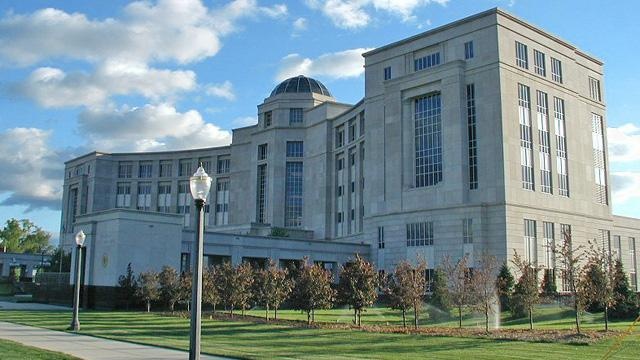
[377,227,385,249]
[159,160,172,177]
[285,162,303,228]
[178,159,192,177]
[592,113,608,204]
[348,119,356,142]
[384,66,391,80]
[286,141,304,158]
[466,84,478,189]
[519,84,534,190]
[425,269,435,292]
[157,182,172,213]
[256,164,267,223]
[359,111,365,137]
[524,219,537,264]
[258,144,268,161]
[199,157,212,174]
[534,50,546,76]
[537,91,552,194]
[337,212,343,223]
[69,188,78,223]
[630,237,637,291]
[554,97,569,196]
[337,157,344,171]
[613,235,622,261]
[138,161,152,178]
[264,111,272,127]
[217,157,230,174]
[177,181,191,227]
[515,41,528,69]
[589,77,602,101]
[289,108,303,124]
[543,222,555,269]
[137,182,151,211]
[180,253,190,273]
[414,52,441,71]
[215,178,229,225]
[406,222,434,247]
[116,182,131,208]
[415,93,443,187]
[551,57,563,83]
[463,218,473,244]
[336,126,344,148]
[118,162,133,178]
[464,41,474,59]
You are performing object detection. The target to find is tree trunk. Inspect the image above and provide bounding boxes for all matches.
[213,303,216,314]
[170,302,175,313]
[307,310,311,325]
[230,306,234,318]
[574,299,581,334]
[242,305,245,316]
[358,310,362,327]
[266,303,269,321]
[458,306,462,328]
[274,307,278,320]
[354,308,357,325]
[485,309,489,333]
[147,300,151,313]
[402,309,406,328]
[529,308,533,330]
[312,308,315,323]
[604,305,609,332]
[414,305,418,330]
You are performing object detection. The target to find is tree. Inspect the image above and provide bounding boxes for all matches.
[203,266,221,313]
[235,262,255,316]
[385,260,427,329]
[136,270,160,312]
[540,268,558,299]
[291,258,335,324]
[0,218,52,254]
[217,262,254,317]
[442,255,473,328]
[253,259,293,321]
[471,254,499,333]
[429,268,451,317]
[610,260,639,319]
[511,251,539,330]
[496,263,515,312]
[158,266,181,312]
[117,263,137,310]
[582,240,617,331]
[554,229,587,334]
[337,254,379,327]
[179,271,192,311]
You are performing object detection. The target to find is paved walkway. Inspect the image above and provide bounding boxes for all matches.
[0,321,231,360]
[0,300,70,310]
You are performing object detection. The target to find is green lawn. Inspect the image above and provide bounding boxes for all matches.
[0,307,638,359]
[0,338,79,360]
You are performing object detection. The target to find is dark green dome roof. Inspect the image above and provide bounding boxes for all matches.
[270,75,332,97]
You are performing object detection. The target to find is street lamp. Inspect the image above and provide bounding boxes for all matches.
[69,230,85,331]
[188,165,212,360]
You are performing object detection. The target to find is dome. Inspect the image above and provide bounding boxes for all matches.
[270,75,333,97]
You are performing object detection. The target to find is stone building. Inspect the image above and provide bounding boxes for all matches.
[59,8,640,306]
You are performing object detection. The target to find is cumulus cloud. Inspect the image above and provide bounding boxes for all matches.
[293,17,308,32]
[607,123,640,163]
[305,0,448,29]
[276,48,373,81]
[612,172,640,205]
[232,116,258,127]
[205,81,235,101]
[0,128,68,210]
[78,103,232,152]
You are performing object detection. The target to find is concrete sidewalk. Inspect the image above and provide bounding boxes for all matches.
[0,321,231,360]
[0,300,70,310]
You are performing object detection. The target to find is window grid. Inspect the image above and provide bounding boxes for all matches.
[348,119,356,142]
[359,112,365,137]
[217,158,230,174]
[537,91,552,193]
[518,84,534,190]
[215,179,229,225]
[286,141,304,158]
[415,93,443,188]
[463,218,473,244]
[199,158,212,174]
[554,97,569,196]
[116,182,131,208]
[630,237,637,291]
[178,159,192,177]
[118,162,133,178]
[377,227,385,249]
[515,41,528,69]
[466,84,478,189]
[406,222,434,247]
[533,50,546,76]
[384,66,391,80]
[464,41,474,59]
[543,222,555,269]
[524,219,537,264]
[258,144,268,161]
[551,57,563,83]
[138,161,152,178]
[336,126,344,148]
[414,52,441,71]
[589,77,602,101]
[177,181,191,227]
[256,164,267,223]
[592,113,608,204]
[284,162,303,228]
[137,182,151,211]
[289,108,303,124]
[264,111,272,127]
[613,235,622,261]
[159,161,172,177]
[157,183,171,213]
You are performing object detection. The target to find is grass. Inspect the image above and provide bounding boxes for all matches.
[0,306,638,359]
[0,338,79,360]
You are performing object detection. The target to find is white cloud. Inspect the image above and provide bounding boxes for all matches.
[205,81,236,101]
[293,17,308,32]
[305,0,448,29]
[607,123,640,163]
[276,48,373,81]
[0,128,67,210]
[612,172,640,205]
[232,116,258,127]
[78,103,232,152]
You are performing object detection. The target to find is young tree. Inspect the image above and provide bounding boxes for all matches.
[429,268,451,320]
[554,229,587,333]
[253,259,293,321]
[385,260,427,329]
[158,266,181,312]
[136,270,160,312]
[179,271,192,312]
[291,259,335,324]
[337,254,379,327]
[511,251,539,329]
[610,260,639,319]
[496,263,515,312]
[442,255,473,328]
[217,262,254,317]
[0,218,52,254]
[540,269,558,299]
[582,240,617,331]
[117,263,137,310]
[203,266,221,313]
[471,254,499,333]
[235,262,255,316]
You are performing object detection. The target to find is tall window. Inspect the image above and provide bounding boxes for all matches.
[289,108,303,124]
[630,237,637,291]
[415,93,442,187]
[550,57,563,83]
[336,126,344,148]
[467,84,478,189]
[543,222,555,269]
[524,219,537,264]
[215,179,229,225]
[264,111,272,127]
[589,77,602,101]
[464,41,474,59]
[463,218,473,244]
[256,164,267,223]
[159,160,172,177]
[118,162,132,178]
[592,113,608,204]
[518,84,534,190]
[116,182,131,208]
[414,52,440,71]
[177,181,190,227]
[137,182,151,211]
[199,157,212,174]
[554,97,569,196]
[217,157,230,174]
[534,49,546,76]
[179,159,192,177]
[69,188,78,223]
[515,41,528,69]
[384,66,391,80]
[138,161,152,178]
[286,141,303,158]
[359,111,365,136]
[348,119,356,142]
[378,227,385,249]
[258,144,268,161]
[613,235,622,261]
[157,183,171,213]
[406,222,434,247]
[285,162,303,227]
[537,91,552,193]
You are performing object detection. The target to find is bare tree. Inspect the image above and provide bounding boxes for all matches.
[554,228,587,334]
[158,266,181,312]
[337,254,379,327]
[511,251,539,330]
[291,258,335,324]
[442,255,473,328]
[136,270,160,312]
[385,259,427,329]
[471,254,499,333]
[254,259,293,321]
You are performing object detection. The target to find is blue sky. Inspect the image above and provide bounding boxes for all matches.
[1,0,639,242]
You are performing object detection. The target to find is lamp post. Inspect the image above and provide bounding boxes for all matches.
[188,165,212,360]
[69,230,85,331]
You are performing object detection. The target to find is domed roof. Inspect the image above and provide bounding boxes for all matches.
[270,75,333,97]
